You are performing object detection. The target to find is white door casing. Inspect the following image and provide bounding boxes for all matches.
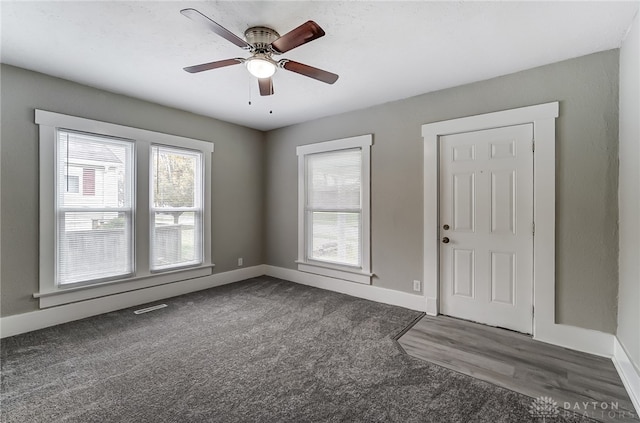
[439,124,534,334]
[422,102,564,345]
[424,103,617,356]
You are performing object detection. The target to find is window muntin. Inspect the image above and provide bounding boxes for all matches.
[56,130,134,285]
[150,145,204,271]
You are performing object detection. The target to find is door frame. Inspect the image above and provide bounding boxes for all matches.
[422,102,558,339]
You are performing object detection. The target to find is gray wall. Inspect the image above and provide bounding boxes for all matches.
[0,64,265,317]
[617,13,640,372]
[1,49,623,336]
[265,50,620,334]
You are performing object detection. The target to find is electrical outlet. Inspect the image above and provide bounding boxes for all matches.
[413,280,421,292]
[237,257,243,267]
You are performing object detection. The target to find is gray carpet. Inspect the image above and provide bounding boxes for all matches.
[1,276,593,422]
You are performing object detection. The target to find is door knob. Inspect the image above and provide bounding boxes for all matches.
[442,237,450,244]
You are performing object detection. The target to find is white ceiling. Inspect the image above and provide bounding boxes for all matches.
[1,1,638,131]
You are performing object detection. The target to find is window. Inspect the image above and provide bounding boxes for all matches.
[65,175,79,193]
[82,168,96,196]
[307,149,362,266]
[57,130,134,285]
[151,145,203,271]
[36,110,213,308]
[296,135,372,284]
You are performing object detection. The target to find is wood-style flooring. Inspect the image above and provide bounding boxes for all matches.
[397,315,638,423]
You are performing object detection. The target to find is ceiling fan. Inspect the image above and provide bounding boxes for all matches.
[181,8,339,96]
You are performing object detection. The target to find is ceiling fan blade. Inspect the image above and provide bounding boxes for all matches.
[280,60,338,84]
[258,78,274,96]
[271,21,325,54]
[181,8,251,50]
[184,58,243,73]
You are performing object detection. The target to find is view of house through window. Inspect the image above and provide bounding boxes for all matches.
[151,145,203,270]
[56,130,134,285]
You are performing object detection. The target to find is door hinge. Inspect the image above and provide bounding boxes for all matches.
[532,222,535,235]
[532,140,535,152]
[532,305,535,318]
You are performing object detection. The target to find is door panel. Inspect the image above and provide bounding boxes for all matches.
[453,172,475,232]
[490,251,515,305]
[490,170,515,234]
[440,124,533,334]
[453,249,474,298]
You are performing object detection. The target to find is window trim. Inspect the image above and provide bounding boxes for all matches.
[36,109,214,308]
[296,134,373,284]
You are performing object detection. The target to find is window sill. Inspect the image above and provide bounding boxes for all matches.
[34,264,215,308]
[296,261,373,285]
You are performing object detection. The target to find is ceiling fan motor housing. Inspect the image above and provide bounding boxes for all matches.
[244,26,280,53]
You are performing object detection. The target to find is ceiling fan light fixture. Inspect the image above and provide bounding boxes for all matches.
[246,57,277,78]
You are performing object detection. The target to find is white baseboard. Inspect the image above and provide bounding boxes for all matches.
[264,265,425,312]
[613,336,640,416]
[534,322,615,358]
[2,263,638,416]
[425,296,438,316]
[0,265,266,338]
[265,266,620,358]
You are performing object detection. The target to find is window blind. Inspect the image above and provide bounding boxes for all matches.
[306,148,362,267]
[56,130,134,285]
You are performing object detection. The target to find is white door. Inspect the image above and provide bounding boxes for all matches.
[439,124,534,334]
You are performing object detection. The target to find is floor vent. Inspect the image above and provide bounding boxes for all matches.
[134,304,168,315]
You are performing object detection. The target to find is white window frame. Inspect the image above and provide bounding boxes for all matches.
[56,129,136,286]
[296,134,373,284]
[36,110,214,308]
[150,144,204,272]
